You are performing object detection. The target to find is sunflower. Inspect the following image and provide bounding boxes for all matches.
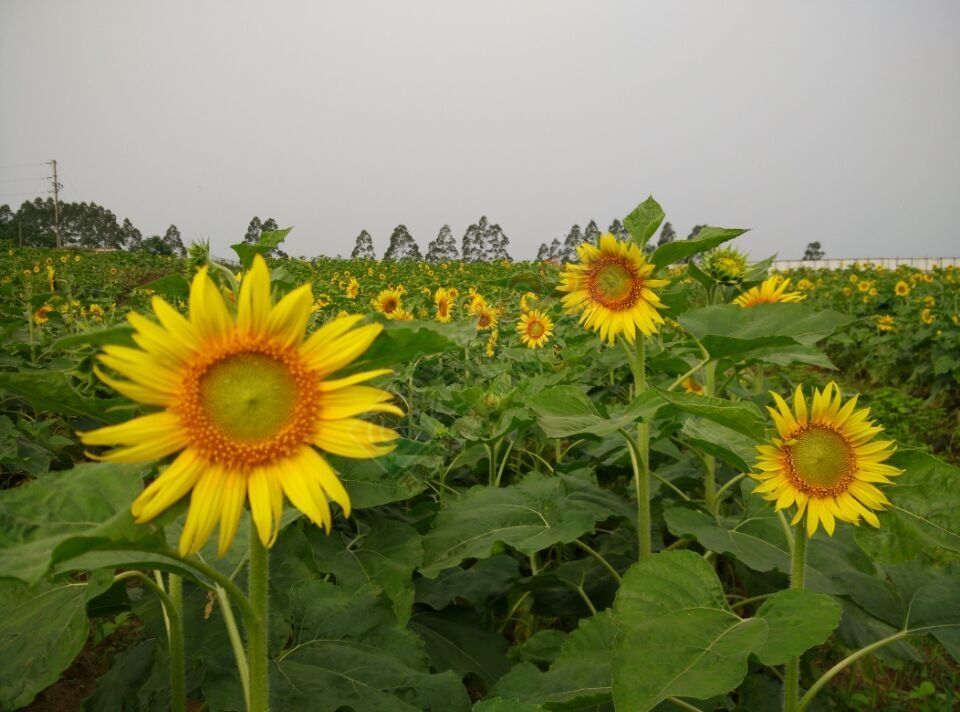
[473,303,498,331]
[733,275,806,307]
[558,233,669,344]
[751,382,902,538]
[33,304,54,325]
[875,314,895,332]
[894,280,910,297]
[516,309,554,349]
[434,287,456,323]
[345,277,360,300]
[80,256,402,557]
[371,288,403,317]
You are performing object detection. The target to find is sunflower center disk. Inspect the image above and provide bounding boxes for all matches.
[589,260,639,310]
[787,425,856,495]
[527,321,544,338]
[183,348,317,468]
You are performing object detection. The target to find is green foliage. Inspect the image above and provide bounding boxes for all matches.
[0,216,958,710]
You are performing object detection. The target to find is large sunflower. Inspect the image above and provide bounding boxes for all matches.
[732,275,805,307]
[751,382,902,538]
[558,233,669,344]
[80,256,401,556]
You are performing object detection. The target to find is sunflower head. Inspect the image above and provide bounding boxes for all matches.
[372,288,402,315]
[80,255,402,557]
[558,233,669,345]
[516,309,554,349]
[701,247,749,285]
[732,275,806,307]
[751,382,903,538]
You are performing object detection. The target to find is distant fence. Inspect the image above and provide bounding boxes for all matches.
[771,257,959,271]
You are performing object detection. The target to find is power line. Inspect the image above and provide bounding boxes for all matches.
[0,177,46,184]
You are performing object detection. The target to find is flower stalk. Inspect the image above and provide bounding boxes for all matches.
[247,525,271,712]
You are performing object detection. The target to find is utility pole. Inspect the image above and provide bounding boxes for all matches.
[48,159,62,249]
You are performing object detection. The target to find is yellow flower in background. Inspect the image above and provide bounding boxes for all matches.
[733,275,806,307]
[33,304,54,325]
[345,277,360,300]
[681,376,704,395]
[857,280,870,293]
[558,233,669,344]
[797,278,814,291]
[371,288,403,317]
[875,314,895,332]
[923,296,935,308]
[60,255,68,264]
[516,309,554,349]
[80,256,401,557]
[434,287,455,323]
[894,280,910,297]
[920,308,934,325]
[88,304,105,322]
[752,382,902,538]
[485,328,499,357]
[473,302,499,331]
[390,307,414,321]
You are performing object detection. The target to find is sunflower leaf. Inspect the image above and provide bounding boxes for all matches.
[753,588,842,665]
[624,196,665,249]
[679,303,852,360]
[420,472,614,578]
[650,226,749,271]
[0,462,152,583]
[0,570,114,709]
[855,450,960,564]
[611,550,768,709]
[487,611,616,709]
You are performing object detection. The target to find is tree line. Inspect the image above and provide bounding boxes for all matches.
[1,196,726,263]
[0,197,187,256]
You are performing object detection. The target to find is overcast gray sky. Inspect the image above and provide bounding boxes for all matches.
[2,1,958,262]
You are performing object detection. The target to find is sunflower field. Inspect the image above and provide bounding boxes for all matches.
[0,198,958,712]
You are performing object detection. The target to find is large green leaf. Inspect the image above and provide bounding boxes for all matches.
[415,554,520,610]
[278,579,469,710]
[0,570,113,709]
[530,387,662,439]
[679,303,851,360]
[0,370,130,422]
[230,227,293,268]
[330,438,435,509]
[409,609,511,688]
[487,611,616,709]
[420,473,614,578]
[752,588,842,665]
[349,319,475,375]
[0,462,150,583]
[304,518,423,625]
[623,196,665,249]
[274,641,470,711]
[611,551,767,710]
[855,450,960,563]
[649,226,748,271]
[656,388,767,442]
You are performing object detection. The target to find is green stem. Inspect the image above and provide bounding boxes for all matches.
[633,336,651,559]
[783,522,807,712]
[703,360,718,514]
[247,526,270,712]
[167,574,186,712]
[573,539,623,585]
[115,571,185,712]
[797,630,912,712]
[215,583,250,711]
